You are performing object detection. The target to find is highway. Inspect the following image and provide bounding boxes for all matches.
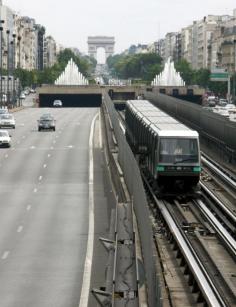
[0,107,98,306]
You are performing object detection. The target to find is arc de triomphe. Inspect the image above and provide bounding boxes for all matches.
[87,36,115,61]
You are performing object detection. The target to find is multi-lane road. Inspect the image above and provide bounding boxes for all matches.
[0,106,104,306]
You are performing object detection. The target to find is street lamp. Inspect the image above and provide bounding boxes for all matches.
[233,39,236,104]
[0,20,4,108]
[17,35,21,106]
[12,33,16,107]
[6,29,10,107]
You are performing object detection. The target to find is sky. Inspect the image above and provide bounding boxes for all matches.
[3,0,236,55]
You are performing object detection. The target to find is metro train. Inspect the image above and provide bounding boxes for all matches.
[125,100,201,195]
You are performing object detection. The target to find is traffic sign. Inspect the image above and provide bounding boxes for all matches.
[210,72,229,82]
[210,68,229,82]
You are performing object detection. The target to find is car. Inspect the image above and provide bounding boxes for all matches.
[38,113,56,131]
[53,100,63,107]
[0,130,11,147]
[0,108,9,115]
[20,93,26,99]
[218,98,228,106]
[0,114,15,129]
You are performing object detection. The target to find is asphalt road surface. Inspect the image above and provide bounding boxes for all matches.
[0,107,98,307]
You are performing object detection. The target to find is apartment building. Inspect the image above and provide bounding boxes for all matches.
[164,32,178,61]
[0,2,15,69]
[44,36,57,68]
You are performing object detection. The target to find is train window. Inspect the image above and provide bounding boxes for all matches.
[159,138,199,163]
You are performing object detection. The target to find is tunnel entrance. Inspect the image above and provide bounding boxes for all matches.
[39,94,102,108]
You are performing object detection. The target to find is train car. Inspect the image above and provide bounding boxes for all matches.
[125,100,201,195]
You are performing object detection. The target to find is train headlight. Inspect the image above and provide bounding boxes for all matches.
[157,165,165,171]
[193,166,201,172]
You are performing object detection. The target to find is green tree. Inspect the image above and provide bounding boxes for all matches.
[175,59,193,85]
[107,53,162,81]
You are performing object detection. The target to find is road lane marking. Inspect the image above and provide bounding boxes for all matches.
[30,146,35,149]
[79,113,98,307]
[27,205,31,211]
[5,154,8,158]
[2,251,9,260]
[99,110,102,148]
[47,154,51,158]
[53,140,56,144]
[33,188,37,193]
[39,176,43,181]
[50,146,54,150]
[17,226,23,233]
[43,164,47,168]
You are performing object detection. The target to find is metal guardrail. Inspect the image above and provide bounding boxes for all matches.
[102,92,160,307]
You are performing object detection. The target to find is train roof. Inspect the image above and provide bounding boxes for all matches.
[127,100,198,137]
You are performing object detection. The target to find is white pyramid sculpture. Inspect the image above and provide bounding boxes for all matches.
[55,58,89,85]
[151,57,185,86]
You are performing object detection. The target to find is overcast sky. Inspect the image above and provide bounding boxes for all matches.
[4,0,236,54]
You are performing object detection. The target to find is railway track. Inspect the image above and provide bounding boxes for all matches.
[142,171,236,307]
[201,152,236,193]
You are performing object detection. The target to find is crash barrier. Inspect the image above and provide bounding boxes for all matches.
[145,92,236,165]
[102,92,161,307]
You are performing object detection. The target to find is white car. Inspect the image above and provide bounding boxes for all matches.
[0,114,15,129]
[53,100,63,107]
[0,130,11,147]
[20,93,26,99]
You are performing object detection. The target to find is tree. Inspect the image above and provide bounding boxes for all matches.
[107,52,163,81]
[175,59,193,85]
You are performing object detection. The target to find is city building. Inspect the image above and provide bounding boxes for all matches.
[44,35,57,68]
[0,1,15,70]
[164,32,178,61]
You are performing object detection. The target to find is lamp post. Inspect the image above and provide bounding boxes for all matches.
[0,20,4,108]
[12,33,16,107]
[233,39,236,104]
[17,35,21,106]
[6,29,10,107]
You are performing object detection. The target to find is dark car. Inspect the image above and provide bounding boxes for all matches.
[38,114,56,131]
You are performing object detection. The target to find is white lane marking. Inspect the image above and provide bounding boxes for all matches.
[27,205,31,211]
[5,154,8,158]
[39,176,43,181]
[99,110,102,148]
[53,140,56,144]
[22,135,26,139]
[2,251,9,260]
[56,135,59,138]
[30,146,35,149]
[33,188,37,193]
[68,145,74,149]
[43,164,47,168]
[50,146,54,150]
[78,113,98,307]
[17,226,23,233]
[47,154,51,158]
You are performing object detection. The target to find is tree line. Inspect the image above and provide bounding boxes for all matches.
[13,48,97,88]
[107,53,234,96]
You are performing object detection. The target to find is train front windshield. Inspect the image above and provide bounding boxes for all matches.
[159,138,199,164]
